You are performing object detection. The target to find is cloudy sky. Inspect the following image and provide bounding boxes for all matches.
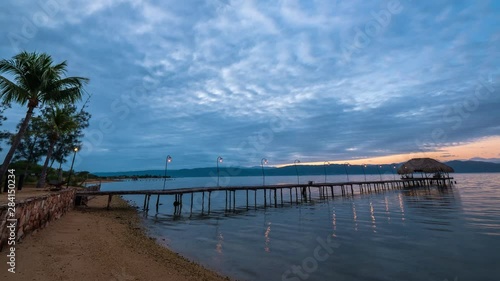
[1,0,499,172]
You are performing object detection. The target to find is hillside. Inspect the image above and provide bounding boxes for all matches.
[94,160,500,178]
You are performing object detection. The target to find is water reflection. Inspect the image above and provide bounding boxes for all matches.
[398,193,406,222]
[106,175,500,281]
[264,222,271,252]
[402,187,460,214]
[384,196,391,222]
[216,232,224,254]
[331,206,337,238]
[369,201,377,233]
[352,202,358,231]
[454,174,500,235]
[400,187,461,233]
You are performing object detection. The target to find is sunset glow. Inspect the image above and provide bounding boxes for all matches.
[281,135,500,167]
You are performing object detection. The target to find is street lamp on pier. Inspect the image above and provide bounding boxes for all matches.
[217,156,223,187]
[294,159,301,184]
[362,164,367,182]
[323,161,330,183]
[344,163,350,182]
[261,158,268,186]
[66,147,79,188]
[162,155,172,190]
[377,165,383,181]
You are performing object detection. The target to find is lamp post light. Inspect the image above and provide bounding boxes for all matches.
[344,163,350,182]
[261,158,268,186]
[217,156,223,187]
[294,159,300,184]
[377,165,383,181]
[392,164,397,180]
[323,161,330,183]
[162,155,172,190]
[66,147,79,188]
[362,164,367,182]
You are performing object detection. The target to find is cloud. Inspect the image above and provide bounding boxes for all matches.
[0,0,498,172]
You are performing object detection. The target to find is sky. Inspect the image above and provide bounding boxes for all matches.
[0,0,499,172]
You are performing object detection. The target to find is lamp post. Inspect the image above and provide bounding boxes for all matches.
[377,165,383,181]
[362,164,367,182]
[66,147,79,188]
[217,156,223,187]
[344,163,350,182]
[261,158,268,186]
[392,164,397,180]
[294,159,300,184]
[162,155,172,190]
[323,161,330,183]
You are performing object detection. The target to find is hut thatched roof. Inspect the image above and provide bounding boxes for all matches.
[397,158,454,174]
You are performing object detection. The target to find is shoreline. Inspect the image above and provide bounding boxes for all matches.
[1,195,231,281]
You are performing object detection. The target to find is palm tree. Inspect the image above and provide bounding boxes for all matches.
[36,106,78,188]
[0,51,88,183]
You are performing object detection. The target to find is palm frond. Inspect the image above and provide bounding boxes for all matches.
[0,76,30,105]
[0,58,30,89]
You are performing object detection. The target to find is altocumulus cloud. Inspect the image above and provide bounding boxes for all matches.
[0,0,498,172]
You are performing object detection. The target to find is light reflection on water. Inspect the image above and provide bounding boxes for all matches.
[102,174,500,281]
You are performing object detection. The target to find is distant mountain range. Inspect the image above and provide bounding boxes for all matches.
[445,160,500,173]
[468,157,500,164]
[94,160,500,177]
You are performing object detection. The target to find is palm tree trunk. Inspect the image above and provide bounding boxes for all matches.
[0,106,35,185]
[36,139,56,188]
[57,161,63,181]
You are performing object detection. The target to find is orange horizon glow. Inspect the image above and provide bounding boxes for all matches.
[277,135,500,167]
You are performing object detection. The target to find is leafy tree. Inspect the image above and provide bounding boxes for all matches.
[10,114,48,178]
[36,105,79,188]
[0,51,88,182]
[49,103,91,169]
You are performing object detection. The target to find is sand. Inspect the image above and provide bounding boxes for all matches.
[1,195,231,281]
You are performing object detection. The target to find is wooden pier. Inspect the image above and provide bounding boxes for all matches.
[76,177,454,215]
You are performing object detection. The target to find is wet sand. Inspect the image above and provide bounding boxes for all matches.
[1,195,230,281]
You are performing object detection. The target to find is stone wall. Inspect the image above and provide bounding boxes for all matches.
[0,188,76,251]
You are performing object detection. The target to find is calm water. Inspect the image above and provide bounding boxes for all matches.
[102,173,500,281]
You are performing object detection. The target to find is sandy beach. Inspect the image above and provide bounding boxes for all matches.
[1,195,230,281]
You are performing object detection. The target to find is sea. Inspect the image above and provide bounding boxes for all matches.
[101,173,500,281]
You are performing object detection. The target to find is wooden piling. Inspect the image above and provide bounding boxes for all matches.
[233,190,236,211]
[107,195,113,210]
[264,188,267,208]
[146,194,151,211]
[274,189,277,207]
[156,195,160,213]
[202,192,205,213]
[190,193,193,216]
[208,191,211,214]
[254,190,257,209]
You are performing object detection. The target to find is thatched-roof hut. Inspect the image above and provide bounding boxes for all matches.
[397,158,454,175]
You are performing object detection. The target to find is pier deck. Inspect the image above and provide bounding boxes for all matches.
[76,177,454,215]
